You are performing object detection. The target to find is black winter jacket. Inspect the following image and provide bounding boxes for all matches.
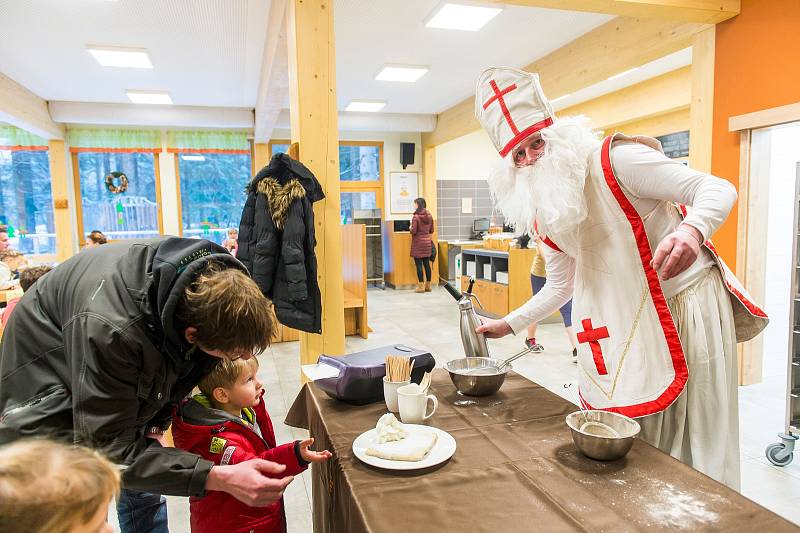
[238,153,325,333]
[0,237,245,496]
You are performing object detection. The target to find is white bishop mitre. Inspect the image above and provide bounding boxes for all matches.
[475,67,555,157]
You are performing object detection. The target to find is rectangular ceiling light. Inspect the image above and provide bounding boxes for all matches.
[606,67,640,81]
[375,64,429,83]
[87,46,153,68]
[425,3,502,31]
[345,100,386,112]
[126,90,173,105]
[181,155,206,161]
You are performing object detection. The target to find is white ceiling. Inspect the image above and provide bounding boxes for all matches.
[333,1,612,114]
[1,0,686,123]
[0,0,270,107]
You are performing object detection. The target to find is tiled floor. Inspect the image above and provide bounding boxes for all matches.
[109,285,800,531]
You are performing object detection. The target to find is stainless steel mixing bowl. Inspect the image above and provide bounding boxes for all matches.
[445,357,510,396]
[566,410,641,461]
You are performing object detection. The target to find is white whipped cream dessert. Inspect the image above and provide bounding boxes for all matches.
[375,413,408,443]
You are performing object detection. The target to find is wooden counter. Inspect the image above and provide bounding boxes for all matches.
[382,222,439,289]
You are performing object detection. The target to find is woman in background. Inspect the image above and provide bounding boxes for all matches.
[410,197,434,293]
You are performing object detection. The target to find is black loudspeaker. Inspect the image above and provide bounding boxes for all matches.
[400,142,415,169]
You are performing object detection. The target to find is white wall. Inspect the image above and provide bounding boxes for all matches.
[758,122,800,379]
[435,129,501,181]
[271,128,423,221]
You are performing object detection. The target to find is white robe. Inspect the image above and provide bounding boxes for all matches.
[504,140,749,489]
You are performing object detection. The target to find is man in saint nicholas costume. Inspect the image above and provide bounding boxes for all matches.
[474,67,768,489]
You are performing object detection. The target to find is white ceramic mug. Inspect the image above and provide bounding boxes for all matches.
[397,383,438,424]
[383,377,410,413]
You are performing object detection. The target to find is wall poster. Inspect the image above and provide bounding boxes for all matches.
[389,171,419,214]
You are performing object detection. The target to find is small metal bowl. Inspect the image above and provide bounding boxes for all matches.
[565,410,641,461]
[445,357,510,396]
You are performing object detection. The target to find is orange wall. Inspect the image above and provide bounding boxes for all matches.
[712,0,800,270]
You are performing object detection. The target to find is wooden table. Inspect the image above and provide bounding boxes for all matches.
[286,370,797,533]
[0,288,22,304]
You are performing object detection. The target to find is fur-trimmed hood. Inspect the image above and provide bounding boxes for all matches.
[257,178,306,229]
[248,153,325,229]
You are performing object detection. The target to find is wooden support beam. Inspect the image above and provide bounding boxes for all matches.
[564,66,691,131]
[604,107,690,138]
[422,16,707,148]
[47,140,76,261]
[0,74,64,140]
[689,26,715,172]
[254,0,289,143]
[287,0,345,365]
[485,1,739,24]
[422,146,437,216]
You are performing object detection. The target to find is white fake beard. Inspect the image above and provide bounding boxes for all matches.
[488,116,600,236]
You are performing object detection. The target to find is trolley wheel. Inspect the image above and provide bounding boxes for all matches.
[766,443,794,467]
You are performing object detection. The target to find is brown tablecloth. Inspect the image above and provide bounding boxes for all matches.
[285,370,797,533]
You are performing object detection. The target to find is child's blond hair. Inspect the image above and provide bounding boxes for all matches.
[198,357,260,407]
[0,439,120,533]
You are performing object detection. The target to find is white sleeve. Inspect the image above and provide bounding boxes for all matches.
[504,244,576,335]
[611,142,737,241]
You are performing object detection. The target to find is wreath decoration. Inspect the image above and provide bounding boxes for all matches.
[105,172,129,194]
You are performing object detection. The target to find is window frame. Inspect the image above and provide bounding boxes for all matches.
[174,151,253,241]
[339,140,385,217]
[71,151,164,246]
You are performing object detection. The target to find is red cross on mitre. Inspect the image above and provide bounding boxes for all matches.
[482,80,521,136]
[577,318,610,376]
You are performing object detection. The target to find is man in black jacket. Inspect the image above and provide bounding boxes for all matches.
[0,238,292,533]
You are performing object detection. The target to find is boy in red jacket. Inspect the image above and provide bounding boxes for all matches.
[172,356,332,533]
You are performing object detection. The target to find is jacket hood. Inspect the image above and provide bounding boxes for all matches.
[415,209,433,223]
[150,238,248,360]
[172,393,260,451]
[257,178,306,230]
[248,153,325,203]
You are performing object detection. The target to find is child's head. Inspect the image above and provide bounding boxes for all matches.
[0,249,27,273]
[0,439,120,533]
[227,228,238,238]
[19,264,53,292]
[199,356,263,412]
[85,230,108,247]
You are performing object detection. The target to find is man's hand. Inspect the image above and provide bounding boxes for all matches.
[206,459,294,507]
[299,438,333,463]
[475,317,513,339]
[651,224,702,280]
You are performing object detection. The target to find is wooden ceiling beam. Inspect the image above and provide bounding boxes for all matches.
[484,1,739,24]
[422,16,708,148]
[254,0,289,143]
[562,66,691,131]
[0,73,64,140]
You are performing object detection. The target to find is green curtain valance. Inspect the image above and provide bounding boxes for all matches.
[167,131,250,154]
[0,125,48,150]
[67,128,161,153]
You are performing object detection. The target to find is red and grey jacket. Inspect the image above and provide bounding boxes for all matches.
[172,391,308,533]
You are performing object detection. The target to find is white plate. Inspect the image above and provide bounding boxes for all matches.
[352,425,457,471]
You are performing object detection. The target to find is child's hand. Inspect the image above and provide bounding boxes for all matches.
[299,438,332,463]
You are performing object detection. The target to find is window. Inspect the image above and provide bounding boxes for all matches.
[340,191,377,224]
[74,151,161,241]
[177,152,252,244]
[0,148,56,255]
[339,144,381,181]
[270,142,290,157]
[340,141,383,223]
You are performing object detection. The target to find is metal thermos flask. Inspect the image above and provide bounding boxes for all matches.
[444,280,491,358]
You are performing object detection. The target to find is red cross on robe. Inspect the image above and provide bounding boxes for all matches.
[577,318,610,375]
